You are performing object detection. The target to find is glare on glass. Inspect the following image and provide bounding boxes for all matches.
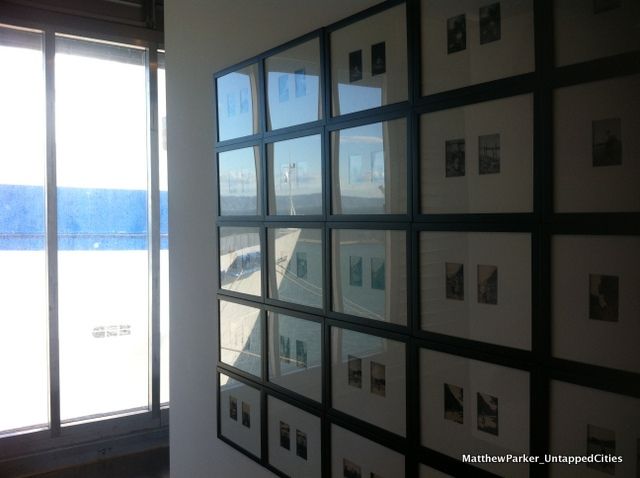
[0,26,49,434]
[332,229,407,325]
[267,312,322,402]
[266,39,322,130]
[268,135,322,216]
[332,119,407,214]
[219,300,262,378]
[268,228,323,309]
[55,35,149,422]
[330,3,408,116]
[219,146,261,216]
[217,63,259,141]
[219,226,262,297]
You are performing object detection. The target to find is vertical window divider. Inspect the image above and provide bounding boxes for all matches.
[44,29,61,438]
[147,46,161,419]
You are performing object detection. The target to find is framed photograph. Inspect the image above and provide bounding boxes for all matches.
[268,312,322,402]
[218,146,261,216]
[446,14,466,54]
[219,373,261,459]
[552,235,640,374]
[267,134,322,216]
[554,76,640,212]
[420,349,530,477]
[216,63,259,141]
[332,229,407,326]
[554,0,640,67]
[420,232,532,350]
[420,94,533,214]
[219,300,262,378]
[265,38,322,130]
[421,0,534,94]
[332,118,407,215]
[219,226,262,297]
[267,227,323,309]
[331,3,408,115]
[331,425,405,478]
[550,381,640,477]
[331,327,406,436]
[267,396,321,478]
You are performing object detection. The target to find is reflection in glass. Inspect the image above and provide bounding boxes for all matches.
[216,64,259,141]
[268,135,322,215]
[219,373,261,457]
[266,39,322,130]
[55,35,149,421]
[268,228,323,309]
[332,229,407,325]
[220,300,262,378]
[268,312,322,402]
[331,3,408,116]
[332,119,407,214]
[331,327,406,436]
[0,26,49,433]
[219,227,262,296]
[219,146,261,216]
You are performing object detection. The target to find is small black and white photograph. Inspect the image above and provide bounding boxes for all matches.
[370,257,385,291]
[241,401,251,428]
[296,339,308,368]
[477,264,498,305]
[280,421,290,450]
[343,458,362,478]
[586,425,616,475]
[278,74,289,103]
[446,262,464,301]
[294,68,306,97]
[444,383,464,424]
[594,0,622,14]
[589,273,619,322]
[296,251,308,279]
[445,138,465,178]
[478,133,500,175]
[296,429,308,460]
[592,118,622,167]
[349,49,363,82]
[370,361,386,397]
[371,41,386,76]
[477,392,499,436]
[280,335,291,363]
[479,3,501,45]
[447,14,466,54]
[229,395,238,421]
[348,355,362,388]
[349,255,363,287]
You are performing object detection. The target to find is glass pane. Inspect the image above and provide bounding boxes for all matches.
[219,373,261,458]
[331,3,408,116]
[266,38,322,130]
[332,119,407,214]
[331,327,406,436]
[216,64,259,141]
[332,229,407,325]
[218,146,261,216]
[268,135,322,216]
[267,228,323,309]
[219,300,262,378]
[158,51,169,405]
[267,312,322,402]
[0,26,48,434]
[55,36,149,421]
[219,226,262,297]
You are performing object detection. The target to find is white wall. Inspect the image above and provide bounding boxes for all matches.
[164,1,379,476]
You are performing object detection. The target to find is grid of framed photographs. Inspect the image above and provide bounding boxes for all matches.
[214,1,640,476]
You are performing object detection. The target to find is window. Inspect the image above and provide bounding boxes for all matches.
[0,21,168,460]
